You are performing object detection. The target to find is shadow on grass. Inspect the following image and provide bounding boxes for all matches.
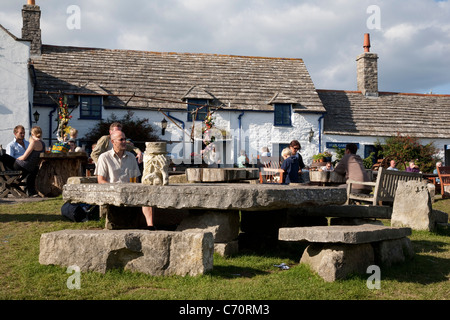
[208,265,269,279]
[0,213,66,223]
[349,238,450,285]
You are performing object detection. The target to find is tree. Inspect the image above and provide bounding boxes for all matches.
[82,111,159,151]
[376,133,439,172]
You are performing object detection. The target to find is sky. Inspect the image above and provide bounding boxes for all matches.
[1,0,449,94]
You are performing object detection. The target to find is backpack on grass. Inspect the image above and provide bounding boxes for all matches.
[61,202,99,222]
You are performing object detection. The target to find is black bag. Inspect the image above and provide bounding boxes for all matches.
[61,202,99,222]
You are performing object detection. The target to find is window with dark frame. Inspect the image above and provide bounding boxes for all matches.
[80,96,102,120]
[274,103,292,126]
[187,99,209,122]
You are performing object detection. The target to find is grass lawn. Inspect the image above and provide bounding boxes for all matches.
[0,196,448,303]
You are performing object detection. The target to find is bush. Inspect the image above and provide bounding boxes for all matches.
[376,133,439,172]
[82,111,159,151]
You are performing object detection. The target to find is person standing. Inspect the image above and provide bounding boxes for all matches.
[90,122,143,164]
[289,140,306,182]
[6,125,30,158]
[280,147,300,184]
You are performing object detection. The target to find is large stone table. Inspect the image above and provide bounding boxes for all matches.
[63,183,347,210]
[63,183,347,255]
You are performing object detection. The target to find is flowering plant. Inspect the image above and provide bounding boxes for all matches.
[56,96,73,142]
[202,112,215,146]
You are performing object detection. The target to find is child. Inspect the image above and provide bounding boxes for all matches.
[280,147,300,184]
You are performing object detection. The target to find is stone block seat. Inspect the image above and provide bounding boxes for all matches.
[39,229,214,276]
[279,224,414,282]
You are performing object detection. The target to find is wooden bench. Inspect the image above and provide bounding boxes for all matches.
[0,169,27,198]
[437,166,450,199]
[346,167,423,206]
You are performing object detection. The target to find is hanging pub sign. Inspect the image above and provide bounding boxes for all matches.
[326,142,360,149]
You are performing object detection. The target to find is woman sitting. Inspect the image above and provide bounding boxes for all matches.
[0,126,45,196]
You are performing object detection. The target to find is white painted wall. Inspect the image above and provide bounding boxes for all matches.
[39,104,323,166]
[0,28,31,147]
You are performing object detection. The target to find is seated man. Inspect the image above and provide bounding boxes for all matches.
[95,130,155,229]
[334,143,372,194]
[6,125,29,159]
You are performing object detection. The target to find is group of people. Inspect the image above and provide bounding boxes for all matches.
[387,159,423,173]
[0,125,45,196]
[279,141,371,193]
[0,123,392,225]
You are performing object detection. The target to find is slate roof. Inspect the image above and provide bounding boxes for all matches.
[318,89,450,139]
[31,45,325,113]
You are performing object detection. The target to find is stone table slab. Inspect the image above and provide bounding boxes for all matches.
[63,183,347,211]
[279,224,412,244]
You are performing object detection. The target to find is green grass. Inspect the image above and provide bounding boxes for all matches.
[0,196,449,301]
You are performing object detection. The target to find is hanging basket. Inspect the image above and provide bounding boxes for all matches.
[51,142,69,153]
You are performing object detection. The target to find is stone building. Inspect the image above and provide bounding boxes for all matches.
[1,1,450,166]
[319,34,450,162]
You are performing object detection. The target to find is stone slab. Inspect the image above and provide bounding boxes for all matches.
[300,243,374,282]
[39,229,214,276]
[63,183,347,211]
[66,176,98,184]
[279,224,411,244]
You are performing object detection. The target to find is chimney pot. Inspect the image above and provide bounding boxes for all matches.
[22,1,41,56]
[363,33,371,52]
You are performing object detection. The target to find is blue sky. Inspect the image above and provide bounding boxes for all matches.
[1,0,449,94]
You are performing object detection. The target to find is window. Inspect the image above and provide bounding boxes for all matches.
[187,99,209,122]
[80,96,102,119]
[274,104,292,126]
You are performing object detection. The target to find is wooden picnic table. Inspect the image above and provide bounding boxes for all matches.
[36,152,88,197]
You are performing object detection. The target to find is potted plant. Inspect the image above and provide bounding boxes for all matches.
[313,152,332,163]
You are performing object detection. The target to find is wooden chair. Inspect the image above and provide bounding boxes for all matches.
[437,166,450,198]
[259,156,284,184]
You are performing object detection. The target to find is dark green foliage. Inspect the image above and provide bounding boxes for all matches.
[82,111,159,151]
[376,133,439,172]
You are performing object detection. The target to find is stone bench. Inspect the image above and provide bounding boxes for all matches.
[279,224,413,282]
[39,229,214,276]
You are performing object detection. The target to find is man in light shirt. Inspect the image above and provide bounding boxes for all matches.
[6,125,29,158]
[95,130,155,229]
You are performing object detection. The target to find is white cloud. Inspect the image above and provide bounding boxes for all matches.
[383,23,418,42]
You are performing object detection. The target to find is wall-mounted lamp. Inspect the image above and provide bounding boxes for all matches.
[161,118,168,135]
[308,128,314,142]
[33,110,40,123]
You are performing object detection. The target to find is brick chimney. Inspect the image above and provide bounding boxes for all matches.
[22,0,41,56]
[356,33,378,97]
